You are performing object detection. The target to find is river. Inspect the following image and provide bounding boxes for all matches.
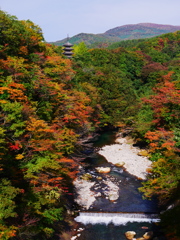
[71,131,165,240]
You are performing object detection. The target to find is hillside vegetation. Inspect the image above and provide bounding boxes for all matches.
[52,23,180,47]
[0,10,180,239]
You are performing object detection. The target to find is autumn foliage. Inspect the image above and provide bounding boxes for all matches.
[138,72,180,239]
[1,9,180,240]
[0,10,93,239]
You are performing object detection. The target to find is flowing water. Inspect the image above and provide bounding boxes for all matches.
[72,131,164,240]
[76,212,160,224]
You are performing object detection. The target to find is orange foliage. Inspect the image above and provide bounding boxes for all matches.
[0,85,28,102]
[19,46,28,55]
[145,129,175,152]
[0,226,17,239]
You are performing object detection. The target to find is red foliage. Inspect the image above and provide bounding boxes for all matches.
[141,62,167,78]
[143,72,180,127]
[8,142,21,151]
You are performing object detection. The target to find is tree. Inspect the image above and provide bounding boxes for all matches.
[139,72,180,205]
[0,10,93,239]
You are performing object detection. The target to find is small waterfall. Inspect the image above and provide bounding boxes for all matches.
[75,212,160,225]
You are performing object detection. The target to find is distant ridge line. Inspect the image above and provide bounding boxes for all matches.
[51,23,180,46]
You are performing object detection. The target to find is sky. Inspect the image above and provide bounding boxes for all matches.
[1,0,180,42]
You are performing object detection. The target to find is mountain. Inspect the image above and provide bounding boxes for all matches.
[50,33,119,46]
[51,23,180,46]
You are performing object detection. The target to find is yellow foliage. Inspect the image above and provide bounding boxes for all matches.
[15,154,24,160]
[138,150,149,157]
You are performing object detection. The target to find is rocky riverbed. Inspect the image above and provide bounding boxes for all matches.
[73,136,152,210]
[71,134,164,240]
[98,137,152,180]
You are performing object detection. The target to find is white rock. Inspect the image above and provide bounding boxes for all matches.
[96,167,111,173]
[103,179,119,201]
[77,228,84,232]
[125,231,136,240]
[116,137,127,144]
[98,138,152,180]
[95,192,101,197]
[73,178,95,209]
[71,236,77,240]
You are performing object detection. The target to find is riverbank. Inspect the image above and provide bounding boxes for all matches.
[98,136,151,180]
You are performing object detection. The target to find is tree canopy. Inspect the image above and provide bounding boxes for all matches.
[0,10,180,239]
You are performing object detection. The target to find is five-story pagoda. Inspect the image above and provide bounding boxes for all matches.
[63,38,74,58]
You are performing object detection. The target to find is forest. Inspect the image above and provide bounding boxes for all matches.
[0,10,180,239]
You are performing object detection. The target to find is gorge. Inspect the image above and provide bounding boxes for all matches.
[1,10,179,239]
[71,131,164,240]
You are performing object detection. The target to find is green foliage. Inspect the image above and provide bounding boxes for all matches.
[0,179,20,220]
[0,10,91,239]
[0,10,44,58]
[108,38,147,50]
[148,49,170,63]
[42,208,63,224]
[73,42,91,66]
[134,104,154,136]
[1,101,26,137]
[73,42,89,56]
[25,154,60,178]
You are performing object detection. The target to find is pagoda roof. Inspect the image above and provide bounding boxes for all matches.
[63,41,73,47]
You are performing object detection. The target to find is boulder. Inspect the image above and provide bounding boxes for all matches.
[97,176,102,180]
[115,162,125,167]
[95,167,111,173]
[80,173,92,181]
[115,137,126,144]
[143,231,153,240]
[109,193,119,201]
[125,231,136,240]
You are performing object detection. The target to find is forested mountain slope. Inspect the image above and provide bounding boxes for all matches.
[0,10,180,239]
[52,23,180,46]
